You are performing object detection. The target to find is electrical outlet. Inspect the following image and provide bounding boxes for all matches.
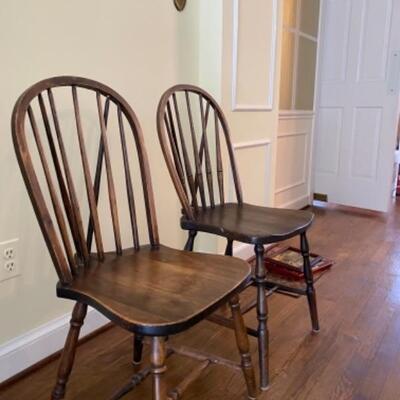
[0,239,20,282]
[4,260,16,272]
[4,247,14,260]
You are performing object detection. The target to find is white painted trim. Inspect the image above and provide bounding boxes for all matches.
[232,243,254,260]
[233,138,271,150]
[277,130,309,138]
[230,139,272,205]
[0,308,108,383]
[310,0,326,199]
[277,194,310,210]
[232,242,275,261]
[284,27,318,43]
[279,111,315,119]
[291,0,302,109]
[281,0,320,112]
[231,0,278,111]
[275,126,309,196]
[275,180,306,195]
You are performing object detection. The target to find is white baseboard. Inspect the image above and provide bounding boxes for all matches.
[232,243,254,260]
[233,242,277,261]
[276,194,310,210]
[0,307,109,383]
[0,239,295,384]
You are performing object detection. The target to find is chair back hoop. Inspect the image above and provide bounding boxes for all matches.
[12,76,159,284]
[156,84,243,220]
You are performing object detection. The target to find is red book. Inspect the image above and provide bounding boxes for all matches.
[263,245,334,281]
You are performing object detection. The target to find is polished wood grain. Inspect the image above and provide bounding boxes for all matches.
[58,245,252,336]
[52,303,87,400]
[254,244,269,391]
[229,295,257,400]
[12,77,257,399]
[182,203,314,245]
[150,337,167,400]
[2,202,400,399]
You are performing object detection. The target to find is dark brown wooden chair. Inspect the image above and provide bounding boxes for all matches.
[156,84,319,391]
[12,76,258,400]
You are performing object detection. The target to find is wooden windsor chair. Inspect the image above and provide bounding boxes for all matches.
[156,84,319,391]
[12,76,258,400]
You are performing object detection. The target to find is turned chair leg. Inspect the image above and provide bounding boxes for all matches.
[229,295,258,400]
[300,232,320,332]
[133,334,144,365]
[151,337,168,400]
[52,302,87,400]
[225,239,233,256]
[184,230,197,251]
[254,244,269,391]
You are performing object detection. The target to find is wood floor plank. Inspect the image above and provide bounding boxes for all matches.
[2,202,400,399]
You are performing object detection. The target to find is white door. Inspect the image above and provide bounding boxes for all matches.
[313,0,400,212]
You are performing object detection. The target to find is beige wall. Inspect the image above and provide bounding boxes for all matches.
[221,0,282,206]
[0,0,201,345]
[0,0,285,348]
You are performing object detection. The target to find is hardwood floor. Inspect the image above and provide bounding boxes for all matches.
[2,202,400,399]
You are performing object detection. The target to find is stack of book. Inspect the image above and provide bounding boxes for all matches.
[263,245,333,281]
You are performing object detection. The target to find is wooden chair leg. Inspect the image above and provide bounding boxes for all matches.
[133,334,144,365]
[151,337,168,400]
[184,230,197,251]
[52,302,87,400]
[254,244,269,391]
[229,294,258,400]
[225,239,233,256]
[300,233,320,332]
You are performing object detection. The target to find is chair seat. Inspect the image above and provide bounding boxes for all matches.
[57,244,251,336]
[181,203,314,245]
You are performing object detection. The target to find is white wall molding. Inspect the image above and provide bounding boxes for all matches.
[231,0,278,111]
[277,130,309,138]
[275,113,314,208]
[233,138,272,150]
[232,243,254,260]
[275,128,308,196]
[279,111,315,120]
[233,242,275,260]
[275,180,307,195]
[277,194,310,210]
[0,308,108,383]
[231,139,272,205]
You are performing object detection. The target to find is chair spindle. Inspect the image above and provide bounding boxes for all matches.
[72,86,104,260]
[164,107,188,196]
[185,91,206,209]
[172,93,198,211]
[96,92,122,255]
[47,88,89,264]
[199,96,215,208]
[214,108,224,204]
[117,106,140,249]
[28,105,77,275]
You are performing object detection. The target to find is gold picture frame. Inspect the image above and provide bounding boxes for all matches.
[174,0,187,11]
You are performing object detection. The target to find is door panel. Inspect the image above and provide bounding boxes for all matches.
[350,107,382,179]
[314,107,342,174]
[356,0,392,81]
[313,0,400,211]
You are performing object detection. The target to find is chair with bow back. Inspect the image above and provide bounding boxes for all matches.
[12,76,258,400]
[156,84,319,391]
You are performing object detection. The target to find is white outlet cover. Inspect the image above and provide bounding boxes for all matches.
[0,238,20,282]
